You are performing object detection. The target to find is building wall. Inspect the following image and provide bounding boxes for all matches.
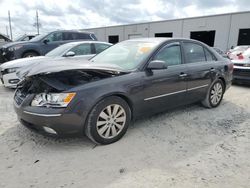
[182,14,231,50]
[149,20,182,37]
[83,11,250,51]
[228,12,250,48]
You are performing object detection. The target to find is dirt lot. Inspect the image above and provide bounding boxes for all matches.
[0,83,249,188]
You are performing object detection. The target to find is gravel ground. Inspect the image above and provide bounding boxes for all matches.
[0,83,249,188]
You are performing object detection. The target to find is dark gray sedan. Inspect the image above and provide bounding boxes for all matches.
[14,38,233,144]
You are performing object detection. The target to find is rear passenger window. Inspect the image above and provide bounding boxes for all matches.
[204,48,216,61]
[153,44,182,66]
[70,44,91,55]
[78,33,92,40]
[63,33,74,40]
[183,42,206,63]
[95,43,111,54]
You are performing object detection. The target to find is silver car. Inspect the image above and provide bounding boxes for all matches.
[232,48,250,83]
[0,41,112,88]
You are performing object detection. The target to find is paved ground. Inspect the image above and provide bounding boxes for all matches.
[0,83,249,188]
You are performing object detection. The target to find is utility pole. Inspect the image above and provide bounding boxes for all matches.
[6,26,9,38]
[8,10,13,40]
[36,10,39,35]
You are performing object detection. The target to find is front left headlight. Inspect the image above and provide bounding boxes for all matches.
[6,67,18,73]
[31,93,76,108]
[8,45,23,51]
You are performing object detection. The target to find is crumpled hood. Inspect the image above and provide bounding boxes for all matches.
[17,58,128,79]
[0,56,50,70]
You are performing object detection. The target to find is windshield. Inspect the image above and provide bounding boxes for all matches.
[14,35,25,41]
[91,40,160,70]
[30,33,47,42]
[45,43,76,57]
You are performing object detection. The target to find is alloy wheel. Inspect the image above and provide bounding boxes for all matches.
[210,82,223,105]
[96,104,126,139]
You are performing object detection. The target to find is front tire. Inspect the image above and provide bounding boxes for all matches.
[202,79,224,108]
[85,96,131,145]
[22,52,38,58]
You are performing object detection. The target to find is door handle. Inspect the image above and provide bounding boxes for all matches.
[179,73,188,78]
[210,68,215,71]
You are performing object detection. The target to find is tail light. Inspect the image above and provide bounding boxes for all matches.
[238,53,244,60]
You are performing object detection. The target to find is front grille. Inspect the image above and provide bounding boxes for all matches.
[0,47,13,62]
[234,64,245,67]
[14,89,28,105]
[0,48,4,64]
[233,69,250,77]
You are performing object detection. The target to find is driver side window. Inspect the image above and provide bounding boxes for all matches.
[46,32,63,42]
[153,44,182,66]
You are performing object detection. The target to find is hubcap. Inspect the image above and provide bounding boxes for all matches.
[210,82,223,105]
[27,55,33,57]
[96,104,126,139]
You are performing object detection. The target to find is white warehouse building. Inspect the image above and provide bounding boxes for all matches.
[83,11,250,51]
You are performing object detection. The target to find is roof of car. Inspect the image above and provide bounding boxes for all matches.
[64,41,112,45]
[127,37,204,43]
[53,30,95,34]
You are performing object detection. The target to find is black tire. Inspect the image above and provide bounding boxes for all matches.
[22,52,38,58]
[85,96,131,145]
[202,79,225,108]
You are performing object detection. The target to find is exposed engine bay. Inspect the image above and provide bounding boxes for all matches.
[17,69,124,94]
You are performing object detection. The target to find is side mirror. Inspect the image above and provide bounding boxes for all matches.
[147,60,168,70]
[43,39,49,44]
[65,51,75,57]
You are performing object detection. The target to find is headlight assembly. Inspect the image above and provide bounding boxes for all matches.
[8,45,23,51]
[6,68,17,73]
[31,93,76,108]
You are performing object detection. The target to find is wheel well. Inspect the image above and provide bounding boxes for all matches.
[22,50,40,57]
[112,94,134,119]
[218,77,226,92]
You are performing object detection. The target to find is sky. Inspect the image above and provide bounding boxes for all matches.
[0,0,250,39]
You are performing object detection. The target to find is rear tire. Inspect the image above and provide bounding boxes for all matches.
[202,79,224,108]
[85,96,131,145]
[22,52,38,58]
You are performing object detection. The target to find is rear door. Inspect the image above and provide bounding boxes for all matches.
[182,42,217,102]
[138,42,188,115]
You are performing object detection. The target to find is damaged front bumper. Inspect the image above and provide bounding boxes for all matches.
[13,67,125,137]
[13,90,89,137]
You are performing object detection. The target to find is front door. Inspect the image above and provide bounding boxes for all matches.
[42,32,64,54]
[137,42,188,115]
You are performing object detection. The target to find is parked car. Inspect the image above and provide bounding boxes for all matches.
[0,34,12,63]
[228,45,250,60]
[14,34,37,42]
[0,33,11,64]
[0,33,12,46]
[213,47,229,59]
[14,38,233,144]
[0,41,111,88]
[0,30,97,63]
[232,48,250,83]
